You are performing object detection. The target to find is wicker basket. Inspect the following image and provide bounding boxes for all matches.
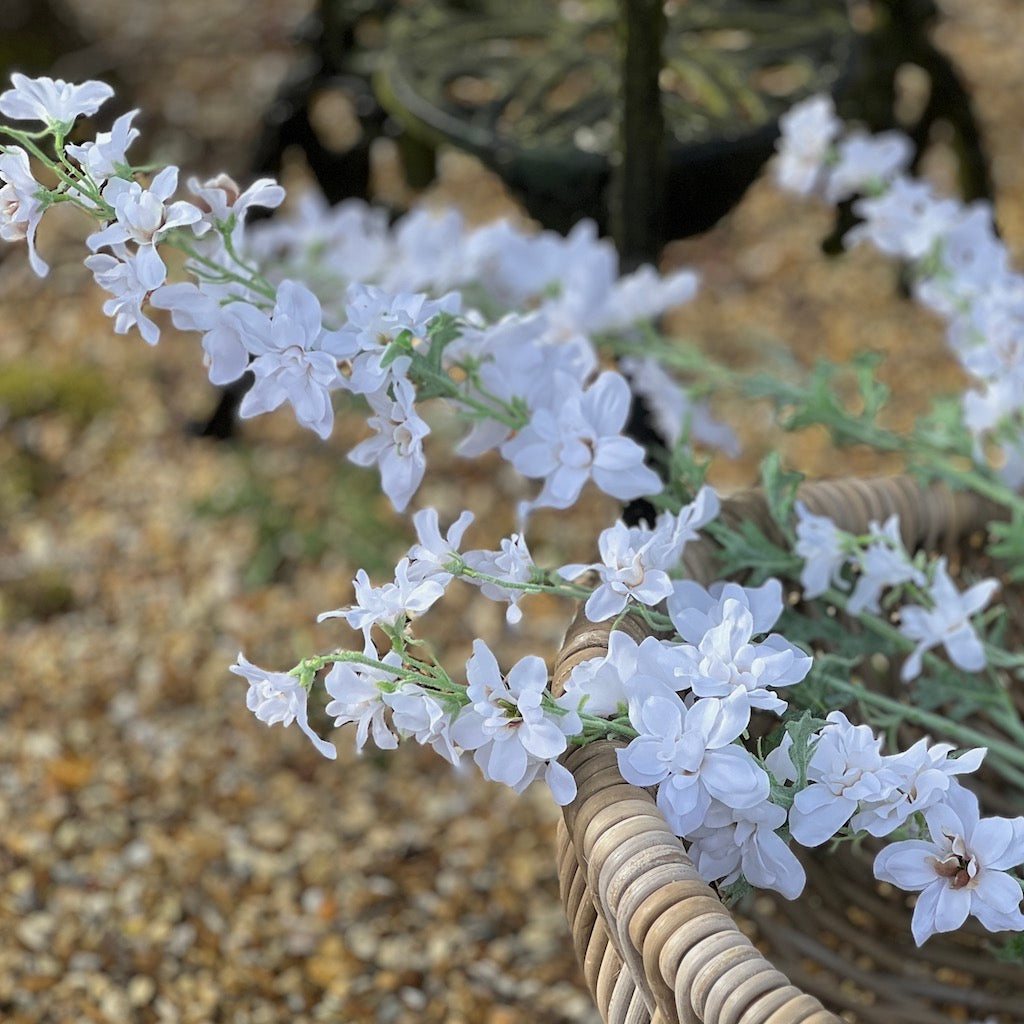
[551,475,1024,1024]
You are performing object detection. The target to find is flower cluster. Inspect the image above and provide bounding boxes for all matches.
[3,74,1024,952]
[794,506,999,682]
[776,92,1024,486]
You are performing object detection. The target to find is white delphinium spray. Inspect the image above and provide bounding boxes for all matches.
[794,501,852,598]
[772,93,841,195]
[686,798,807,900]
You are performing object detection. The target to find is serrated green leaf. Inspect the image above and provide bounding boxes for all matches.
[760,452,803,536]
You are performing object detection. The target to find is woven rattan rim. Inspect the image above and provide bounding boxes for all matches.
[550,476,1010,1024]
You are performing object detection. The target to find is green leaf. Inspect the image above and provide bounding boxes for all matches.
[988,510,1024,582]
[783,710,827,789]
[706,518,800,584]
[380,328,415,370]
[760,452,803,537]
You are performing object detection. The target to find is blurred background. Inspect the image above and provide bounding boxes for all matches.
[1,1,1022,1022]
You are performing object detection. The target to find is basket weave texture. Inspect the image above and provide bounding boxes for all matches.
[551,475,1022,1024]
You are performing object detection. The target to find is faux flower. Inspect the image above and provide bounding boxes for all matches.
[668,578,812,715]
[618,685,769,837]
[386,682,460,765]
[231,654,337,759]
[773,94,840,195]
[788,711,900,847]
[851,739,987,838]
[686,798,807,900]
[794,502,850,599]
[329,282,460,394]
[502,370,662,512]
[847,176,959,261]
[450,640,581,804]
[66,109,141,184]
[873,782,1024,946]
[237,280,345,439]
[561,630,687,719]
[323,654,403,753]
[558,487,719,622]
[318,558,445,653]
[846,515,926,616]
[823,130,912,203]
[87,166,203,288]
[0,73,113,126]
[348,378,431,512]
[898,558,998,682]
[406,508,475,586]
[0,146,49,276]
[84,249,162,344]
[461,533,537,625]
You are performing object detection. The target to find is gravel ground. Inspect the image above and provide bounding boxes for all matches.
[1,2,1023,1023]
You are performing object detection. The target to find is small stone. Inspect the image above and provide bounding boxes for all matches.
[128,975,156,1007]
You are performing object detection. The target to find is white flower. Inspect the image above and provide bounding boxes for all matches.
[617,686,768,837]
[450,640,581,805]
[329,283,461,394]
[502,370,662,512]
[559,487,720,622]
[318,557,445,653]
[846,515,926,616]
[898,558,998,682]
[452,311,596,458]
[788,711,900,847]
[406,508,475,586]
[0,146,49,276]
[873,782,1024,946]
[561,630,687,719]
[620,355,740,456]
[238,280,344,439]
[188,173,285,245]
[66,110,140,184]
[83,250,161,344]
[231,654,336,759]
[773,94,841,195]
[461,533,537,625]
[150,281,260,384]
[596,264,700,332]
[348,378,430,512]
[668,578,812,715]
[847,176,959,260]
[794,502,850,599]
[87,167,203,288]
[380,205,469,293]
[823,130,912,203]
[323,654,402,753]
[386,682,460,765]
[914,203,1010,318]
[851,739,987,838]
[0,73,113,126]
[687,798,807,900]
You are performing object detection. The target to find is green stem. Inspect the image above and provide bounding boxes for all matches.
[822,586,1024,746]
[172,236,277,302]
[821,670,1024,786]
